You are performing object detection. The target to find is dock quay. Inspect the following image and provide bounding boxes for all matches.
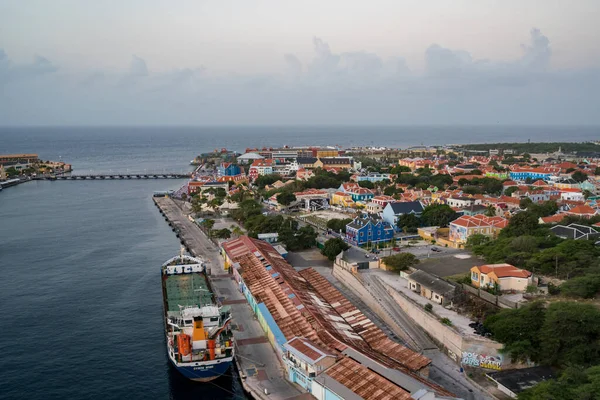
[153,196,306,400]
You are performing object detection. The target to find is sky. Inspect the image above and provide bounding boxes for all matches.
[0,0,599,126]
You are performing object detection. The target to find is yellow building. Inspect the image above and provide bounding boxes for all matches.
[330,191,355,207]
[315,149,339,158]
[470,264,532,292]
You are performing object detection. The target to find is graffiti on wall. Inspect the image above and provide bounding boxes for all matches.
[461,351,503,370]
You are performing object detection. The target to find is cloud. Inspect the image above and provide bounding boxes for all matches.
[0,28,599,125]
[129,55,148,77]
[0,49,58,84]
[425,44,473,76]
[520,28,551,70]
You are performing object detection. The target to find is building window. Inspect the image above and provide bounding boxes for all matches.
[471,272,478,280]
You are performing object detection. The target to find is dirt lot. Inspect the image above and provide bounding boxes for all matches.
[286,248,331,269]
[415,254,481,277]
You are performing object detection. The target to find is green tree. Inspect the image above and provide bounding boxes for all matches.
[382,253,419,271]
[391,165,411,174]
[358,180,375,189]
[540,302,600,367]
[484,302,546,363]
[276,191,296,206]
[466,233,491,248]
[211,228,232,239]
[595,167,600,176]
[520,197,534,209]
[200,219,215,236]
[485,205,496,217]
[384,185,404,196]
[321,238,350,261]
[501,211,542,237]
[528,200,559,218]
[560,274,600,299]
[230,225,245,238]
[6,167,19,177]
[398,213,420,233]
[421,204,458,227]
[279,223,317,251]
[572,170,588,183]
[504,186,519,196]
[326,218,353,233]
[208,198,223,213]
[230,199,262,222]
[254,174,282,189]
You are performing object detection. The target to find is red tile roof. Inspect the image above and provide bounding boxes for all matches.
[477,263,532,278]
[564,205,597,216]
[540,214,567,224]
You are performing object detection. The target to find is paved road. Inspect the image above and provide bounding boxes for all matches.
[155,197,304,400]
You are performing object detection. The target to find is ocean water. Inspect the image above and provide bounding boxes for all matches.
[0,125,599,400]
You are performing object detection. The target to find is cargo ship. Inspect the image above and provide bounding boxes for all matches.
[161,250,234,382]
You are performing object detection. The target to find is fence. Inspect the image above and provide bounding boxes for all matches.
[461,283,521,309]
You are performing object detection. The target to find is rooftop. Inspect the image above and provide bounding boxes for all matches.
[407,270,457,297]
[476,264,532,279]
[487,367,555,395]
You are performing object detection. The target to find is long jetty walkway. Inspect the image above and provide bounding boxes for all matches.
[154,196,306,400]
[47,173,189,180]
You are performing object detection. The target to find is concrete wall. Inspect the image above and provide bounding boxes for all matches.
[382,282,509,370]
[383,282,463,359]
[462,283,521,309]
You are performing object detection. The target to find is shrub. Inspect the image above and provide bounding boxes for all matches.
[424,303,433,312]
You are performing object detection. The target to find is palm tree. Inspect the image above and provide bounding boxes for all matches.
[231,225,244,238]
[485,205,496,217]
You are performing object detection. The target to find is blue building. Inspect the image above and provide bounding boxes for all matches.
[217,162,241,177]
[509,168,554,181]
[283,337,337,393]
[382,201,424,230]
[345,214,394,246]
[355,173,394,183]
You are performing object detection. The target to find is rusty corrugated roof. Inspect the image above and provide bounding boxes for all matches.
[227,237,454,397]
[324,357,412,400]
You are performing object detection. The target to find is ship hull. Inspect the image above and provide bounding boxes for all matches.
[169,356,233,382]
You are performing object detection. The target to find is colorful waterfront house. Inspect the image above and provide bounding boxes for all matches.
[282,337,337,392]
[217,162,241,177]
[470,264,532,292]
[382,201,424,230]
[338,182,375,202]
[345,214,394,246]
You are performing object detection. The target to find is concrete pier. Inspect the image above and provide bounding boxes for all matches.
[154,196,306,400]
